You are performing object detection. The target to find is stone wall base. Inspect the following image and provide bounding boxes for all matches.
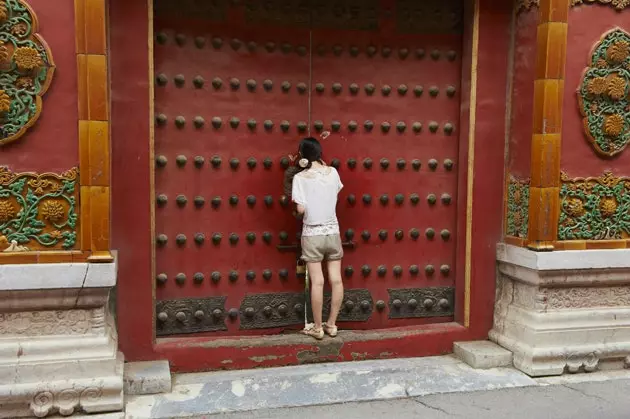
[0,261,123,418]
[490,244,630,377]
[0,355,123,418]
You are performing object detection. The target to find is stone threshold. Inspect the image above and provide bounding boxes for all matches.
[125,355,537,418]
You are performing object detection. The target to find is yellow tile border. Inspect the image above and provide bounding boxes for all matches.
[505,236,527,247]
[148,0,157,315]
[526,0,570,251]
[75,0,112,263]
[553,240,628,250]
[0,251,92,264]
[463,0,480,328]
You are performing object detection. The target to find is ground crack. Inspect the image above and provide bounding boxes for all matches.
[413,398,456,416]
[563,384,609,403]
[74,264,89,308]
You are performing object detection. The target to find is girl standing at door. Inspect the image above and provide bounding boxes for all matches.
[291,137,344,340]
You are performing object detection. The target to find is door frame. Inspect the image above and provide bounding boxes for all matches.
[111,0,512,372]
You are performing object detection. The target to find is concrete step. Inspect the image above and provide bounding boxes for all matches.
[125,355,536,418]
[124,360,172,396]
[453,340,513,369]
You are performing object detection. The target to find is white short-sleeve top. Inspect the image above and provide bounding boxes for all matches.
[291,165,343,237]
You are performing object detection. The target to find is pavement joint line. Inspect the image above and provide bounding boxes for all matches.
[561,383,610,403]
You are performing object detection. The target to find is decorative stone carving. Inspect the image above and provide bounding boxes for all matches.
[506,175,529,238]
[578,28,630,157]
[512,281,546,310]
[0,0,55,146]
[0,166,78,251]
[558,171,630,240]
[0,309,95,336]
[517,0,540,12]
[30,391,54,417]
[30,387,103,417]
[546,286,630,309]
[571,0,630,10]
[565,352,600,373]
[491,243,630,377]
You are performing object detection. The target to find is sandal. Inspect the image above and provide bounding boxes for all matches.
[323,323,338,337]
[302,324,324,340]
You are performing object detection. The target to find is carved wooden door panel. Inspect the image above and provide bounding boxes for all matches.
[153,0,464,337]
[309,0,463,329]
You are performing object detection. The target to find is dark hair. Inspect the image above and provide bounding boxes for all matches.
[298,137,323,167]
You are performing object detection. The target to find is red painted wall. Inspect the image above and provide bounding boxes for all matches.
[507,10,537,179]
[110,0,154,360]
[561,6,630,177]
[0,0,78,173]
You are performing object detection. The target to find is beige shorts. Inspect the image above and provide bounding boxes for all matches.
[301,234,344,263]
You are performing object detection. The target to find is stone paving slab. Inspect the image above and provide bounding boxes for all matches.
[124,355,537,419]
[214,379,630,419]
[124,360,172,395]
[48,413,124,419]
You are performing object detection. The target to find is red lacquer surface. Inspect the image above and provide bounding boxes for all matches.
[310,27,462,329]
[507,10,537,178]
[562,7,630,176]
[153,18,309,332]
[112,0,510,370]
[0,0,78,173]
[153,1,462,334]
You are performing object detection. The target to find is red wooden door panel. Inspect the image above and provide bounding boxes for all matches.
[309,0,463,329]
[153,0,311,336]
[153,0,464,337]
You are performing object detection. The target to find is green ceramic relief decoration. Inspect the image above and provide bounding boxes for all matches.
[517,0,539,13]
[0,0,55,146]
[559,171,630,240]
[0,167,78,251]
[572,0,630,11]
[578,28,630,157]
[506,175,529,238]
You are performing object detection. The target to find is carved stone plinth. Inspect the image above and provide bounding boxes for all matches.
[0,259,123,418]
[490,243,630,377]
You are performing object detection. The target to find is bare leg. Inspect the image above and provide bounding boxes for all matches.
[307,262,325,330]
[326,259,343,327]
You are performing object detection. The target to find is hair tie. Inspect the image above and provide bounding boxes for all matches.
[298,158,309,168]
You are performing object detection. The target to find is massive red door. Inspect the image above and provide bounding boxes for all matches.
[153,0,463,337]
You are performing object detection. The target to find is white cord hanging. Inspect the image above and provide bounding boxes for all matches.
[304,264,311,329]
